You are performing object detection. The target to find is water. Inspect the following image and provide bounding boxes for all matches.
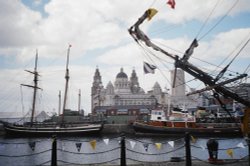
[0,135,248,166]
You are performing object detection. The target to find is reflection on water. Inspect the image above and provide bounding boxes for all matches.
[0,135,248,166]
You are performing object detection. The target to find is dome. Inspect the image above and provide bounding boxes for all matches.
[116,68,128,78]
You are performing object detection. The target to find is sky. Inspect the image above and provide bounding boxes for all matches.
[0,0,250,117]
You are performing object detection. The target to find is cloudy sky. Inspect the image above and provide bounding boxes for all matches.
[0,0,249,116]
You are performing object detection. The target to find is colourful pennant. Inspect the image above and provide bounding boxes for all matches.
[155,143,162,150]
[130,141,136,149]
[90,140,96,150]
[29,142,36,151]
[226,149,233,158]
[168,141,174,148]
[75,143,82,152]
[103,139,109,145]
[147,8,158,21]
[143,143,149,151]
[236,142,245,149]
[191,135,196,143]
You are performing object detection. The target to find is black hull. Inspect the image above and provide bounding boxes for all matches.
[4,123,103,137]
[133,122,242,137]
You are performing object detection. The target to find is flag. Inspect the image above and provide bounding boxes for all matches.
[144,62,157,74]
[29,142,36,151]
[143,143,149,151]
[103,139,109,145]
[167,0,176,9]
[90,140,96,150]
[168,141,174,148]
[147,8,158,21]
[182,38,198,61]
[155,143,162,150]
[236,142,245,149]
[226,149,233,158]
[75,143,82,152]
[130,141,136,149]
[191,135,196,143]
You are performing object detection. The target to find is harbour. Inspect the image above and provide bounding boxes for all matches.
[0,0,250,165]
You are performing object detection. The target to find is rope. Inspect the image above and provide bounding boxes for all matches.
[0,149,51,157]
[196,0,221,39]
[126,145,185,155]
[57,146,120,155]
[0,139,48,144]
[198,0,239,41]
[127,137,184,145]
[57,158,120,165]
[36,160,51,166]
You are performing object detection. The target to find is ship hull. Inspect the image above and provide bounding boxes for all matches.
[133,122,242,137]
[4,123,103,137]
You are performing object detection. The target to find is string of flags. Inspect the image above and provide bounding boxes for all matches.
[0,136,247,159]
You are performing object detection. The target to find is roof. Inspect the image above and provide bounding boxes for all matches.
[116,68,128,78]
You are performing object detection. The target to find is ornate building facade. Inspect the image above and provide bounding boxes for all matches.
[91,67,198,116]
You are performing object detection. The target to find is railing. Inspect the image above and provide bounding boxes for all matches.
[0,134,249,166]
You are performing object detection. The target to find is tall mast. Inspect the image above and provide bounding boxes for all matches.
[78,89,81,112]
[30,50,38,125]
[21,50,40,126]
[61,45,71,123]
[58,90,61,116]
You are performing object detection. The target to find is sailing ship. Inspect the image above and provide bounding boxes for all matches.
[3,46,103,136]
[129,5,250,136]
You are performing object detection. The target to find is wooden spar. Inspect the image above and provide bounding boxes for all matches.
[61,46,71,123]
[186,74,247,96]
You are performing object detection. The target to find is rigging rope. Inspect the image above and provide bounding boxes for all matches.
[198,0,239,41]
[196,0,221,39]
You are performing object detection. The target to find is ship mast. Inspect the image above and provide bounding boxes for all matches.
[21,50,41,126]
[58,90,61,116]
[78,89,81,112]
[61,45,71,123]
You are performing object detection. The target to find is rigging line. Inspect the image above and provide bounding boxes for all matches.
[139,41,172,86]
[196,0,221,39]
[198,0,239,41]
[20,85,25,117]
[212,32,250,77]
[228,35,250,67]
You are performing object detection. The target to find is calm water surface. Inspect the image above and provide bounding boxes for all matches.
[0,135,248,166]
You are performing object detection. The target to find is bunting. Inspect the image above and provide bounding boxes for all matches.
[236,142,245,149]
[168,141,174,148]
[226,149,233,158]
[167,0,176,9]
[103,139,109,145]
[90,140,96,150]
[130,141,136,149]
[155,143,162,150]
[147,8,158,21]
[29,142,36,151]
[191,135,196,143]
[75,143,82,152]
[143,143,149,151]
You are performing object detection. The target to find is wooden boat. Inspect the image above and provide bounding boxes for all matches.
[133,109,241,136]
[3,47,103,136]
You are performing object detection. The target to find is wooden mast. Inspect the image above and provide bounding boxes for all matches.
[58,90,61,116]
[78,89,81,112]
[21,50,40,126]
[30,50,38,126]
[61,45,71,123]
